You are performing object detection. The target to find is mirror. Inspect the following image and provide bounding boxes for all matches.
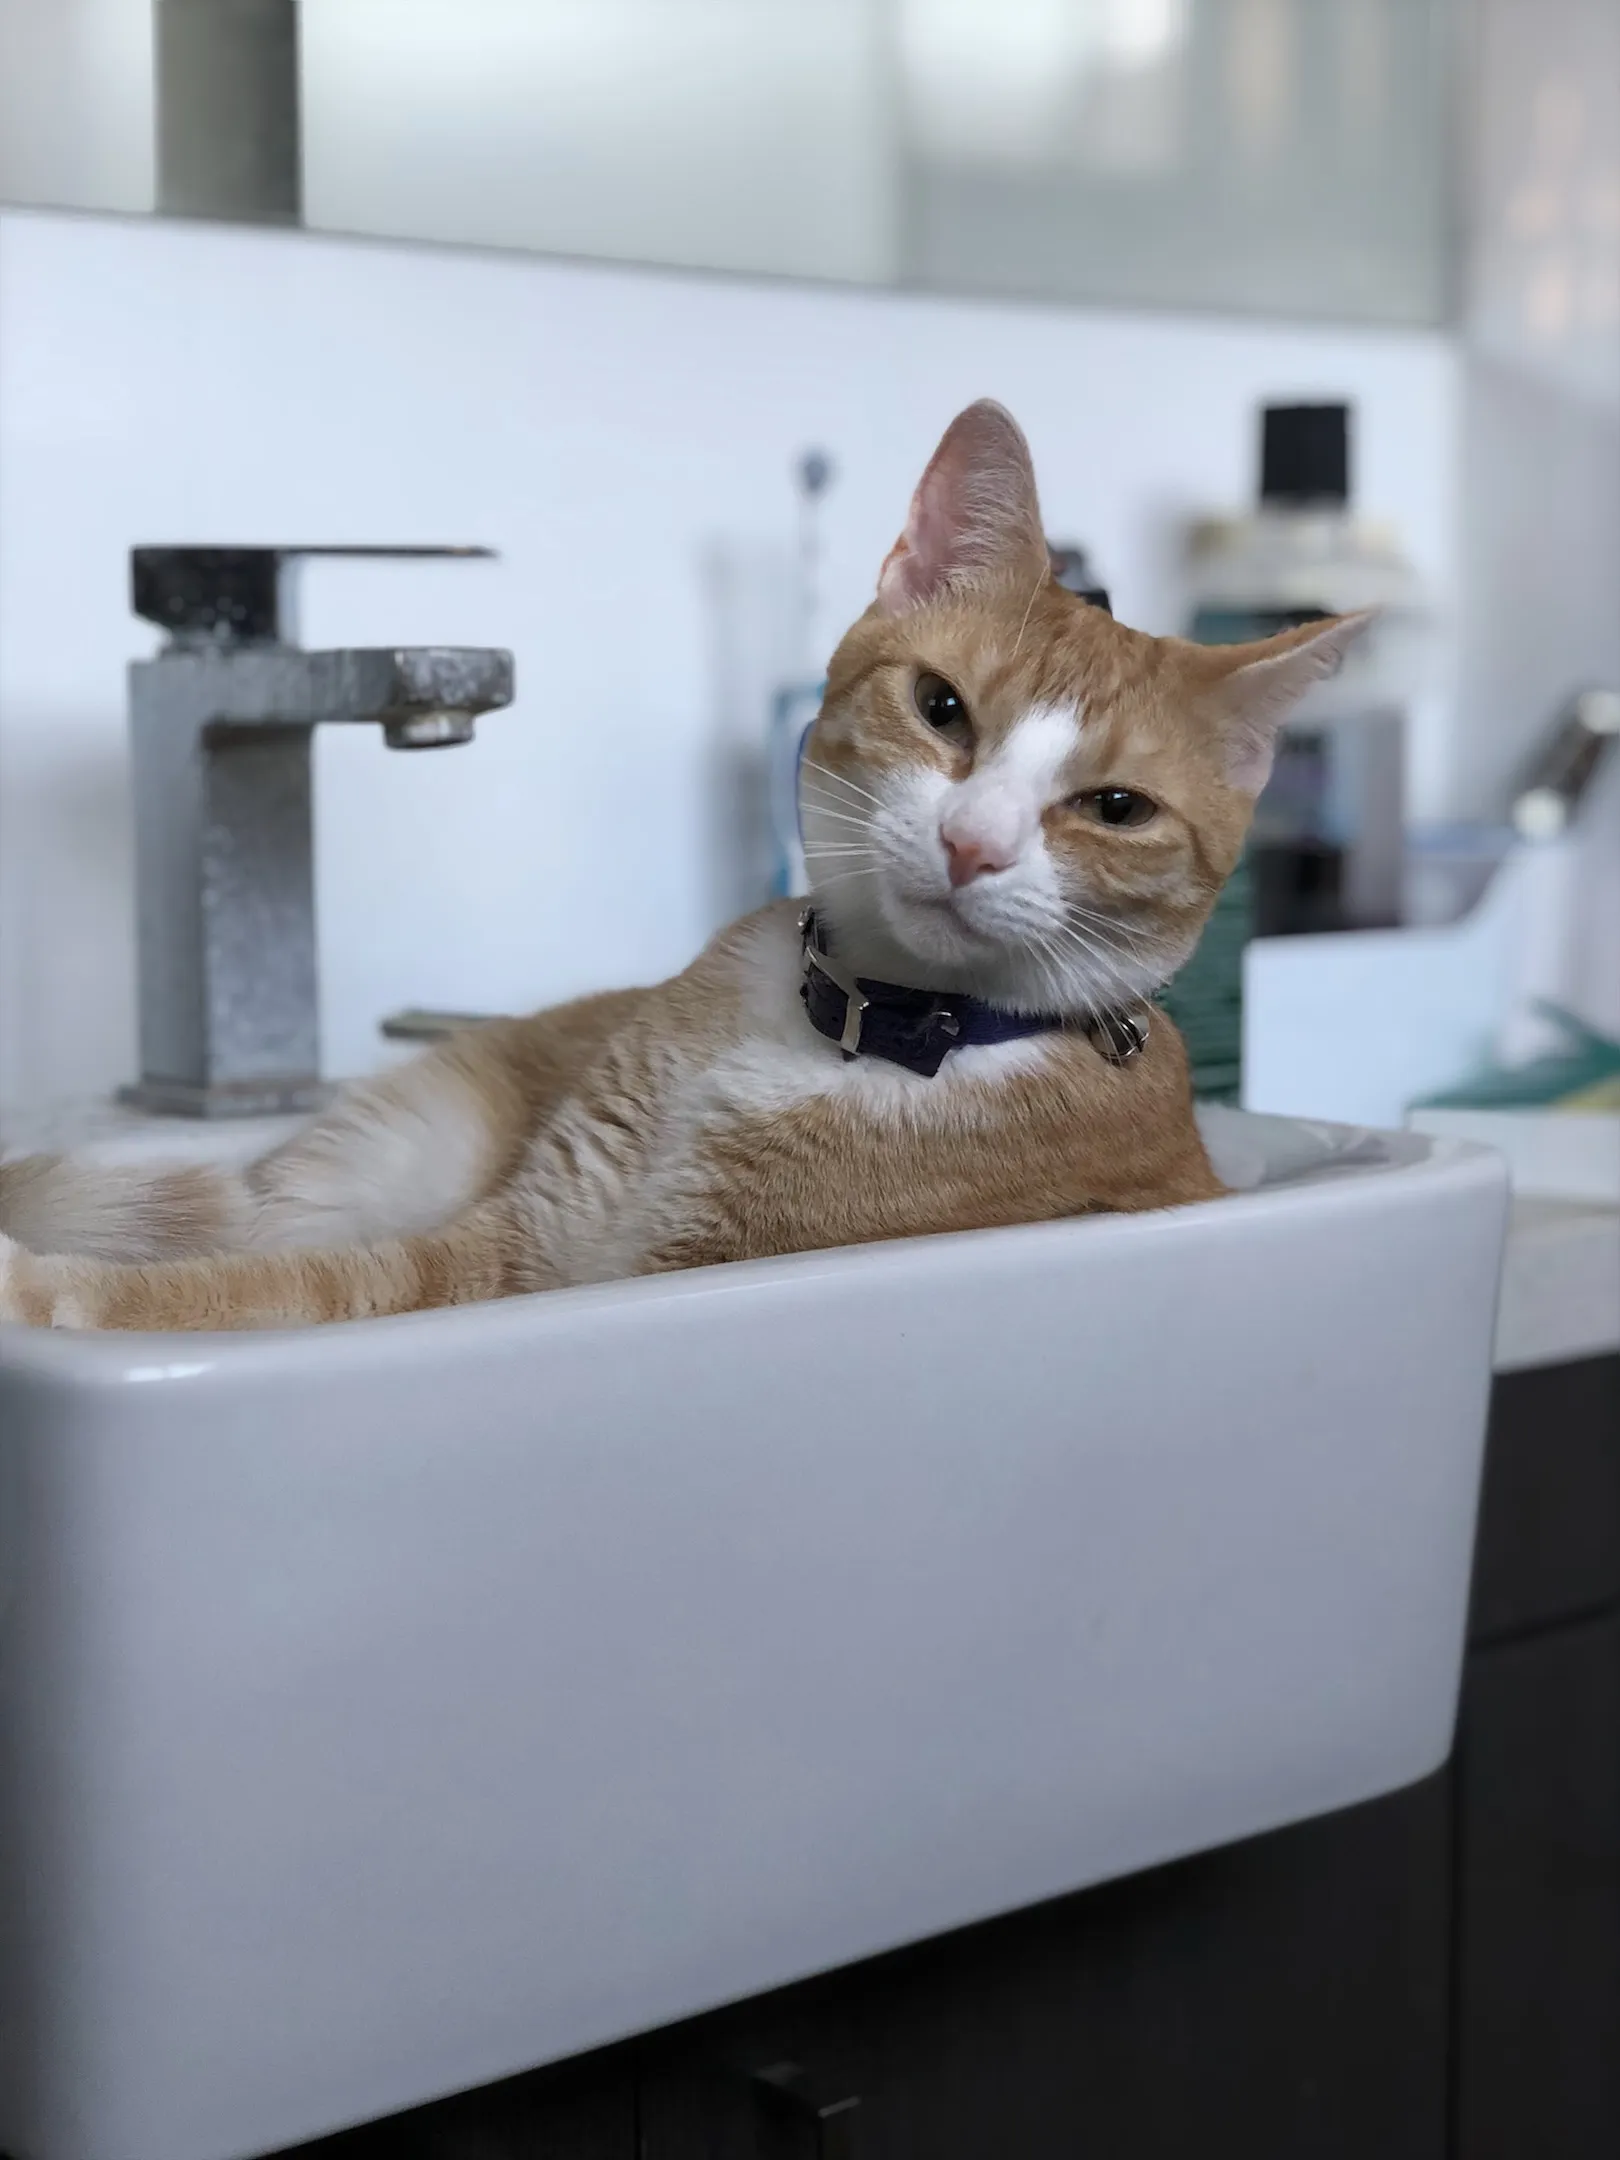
[0,0,1454,325]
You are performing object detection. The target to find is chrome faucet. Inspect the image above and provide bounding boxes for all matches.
[121,545,515,1117]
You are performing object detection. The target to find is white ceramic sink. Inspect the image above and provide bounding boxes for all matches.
[0,1113,1507,2160]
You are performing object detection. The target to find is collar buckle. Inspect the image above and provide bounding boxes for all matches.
[801,914,870,1055]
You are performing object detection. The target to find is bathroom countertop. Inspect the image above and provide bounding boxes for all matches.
[1495,1194,1620,1375]
[3,1099,1616,1376]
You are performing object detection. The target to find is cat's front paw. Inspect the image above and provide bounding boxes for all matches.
[0,1234,91,1328]
[0,1231,37,1324]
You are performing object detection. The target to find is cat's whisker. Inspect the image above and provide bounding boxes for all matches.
[798,810,877,838]
[1011,923,1070,1005]
[1060,927,1141,990]
[801,759,886,812]
[1071,915,1157,976]
[1026,930,1074,1011]
[1056,911,1159,975]
[1067,897,1150,934]
[801,799,883,835]
[1048,919,1146,1008]
[1064,905,1157,964]
[1071,927,1156,973]
[807,867,885,893]
[797,798,873,829]
[1043,930,1124,1011]
[1008,567,1045,664]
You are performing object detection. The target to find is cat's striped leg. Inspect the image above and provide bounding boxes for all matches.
[0,1201,540,1333]
[0,1022,532,1264]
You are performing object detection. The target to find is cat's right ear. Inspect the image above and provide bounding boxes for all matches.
[876,400,1050,614]
[1204,611,1375,796]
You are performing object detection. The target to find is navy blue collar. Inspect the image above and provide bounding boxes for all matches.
[798,909,1148,1079]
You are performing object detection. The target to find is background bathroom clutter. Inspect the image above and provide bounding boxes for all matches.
[1,2,1615,1144]
[0,213,1462,1113]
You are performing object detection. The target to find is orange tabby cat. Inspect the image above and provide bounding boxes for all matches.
[0,401,1365,1332]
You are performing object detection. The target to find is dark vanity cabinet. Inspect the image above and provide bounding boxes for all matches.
[308,1775,1451,2160]
[286,1356,1619,2160]
[1455,1354,1620,2160]
[632,1774,1452,2160]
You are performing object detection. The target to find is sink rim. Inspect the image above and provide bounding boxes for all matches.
[0,1127,1497,1384]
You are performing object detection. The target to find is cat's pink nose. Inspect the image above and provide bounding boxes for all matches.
[942,831,1013,886]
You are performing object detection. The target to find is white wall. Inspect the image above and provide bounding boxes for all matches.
[0,207,1460,1117]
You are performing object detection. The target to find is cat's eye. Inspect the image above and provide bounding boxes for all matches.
[914,672,971,738]
[1076,787,1158,829]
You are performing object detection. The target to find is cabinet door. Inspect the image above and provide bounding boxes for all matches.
[641,1774,1450,2160]
[1470,1356,1620,1643]
[1458,1611,1620,2160]
[270,2055,638,2159]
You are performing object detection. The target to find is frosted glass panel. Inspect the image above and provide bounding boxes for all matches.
[896,0,1453,323]
[0,0,154,214]
[0,0,1457,328]
[300,0,899,285]
[300,0,1453,324]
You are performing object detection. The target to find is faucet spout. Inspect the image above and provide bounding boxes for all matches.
[121,548,515,1116]
[187,645,516,742]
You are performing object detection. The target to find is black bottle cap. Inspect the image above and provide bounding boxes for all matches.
[1260,404,1350,508]
[1048,544,1112,614]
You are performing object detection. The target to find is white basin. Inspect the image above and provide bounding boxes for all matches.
[0,1115,1507,2160]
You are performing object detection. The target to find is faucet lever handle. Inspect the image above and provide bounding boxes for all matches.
[131,545,497,646]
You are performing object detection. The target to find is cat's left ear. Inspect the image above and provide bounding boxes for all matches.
[876,400,1049,614]
[1206,611,1376,795]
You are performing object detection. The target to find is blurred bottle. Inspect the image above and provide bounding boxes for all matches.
[1189,402,1423,935]
[768,448,835,899]
[1049,543,1111,612]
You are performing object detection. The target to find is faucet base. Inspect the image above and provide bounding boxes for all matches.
[117,1075,329,1120]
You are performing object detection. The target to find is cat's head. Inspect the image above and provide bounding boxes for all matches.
[802,400,1370,1014]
